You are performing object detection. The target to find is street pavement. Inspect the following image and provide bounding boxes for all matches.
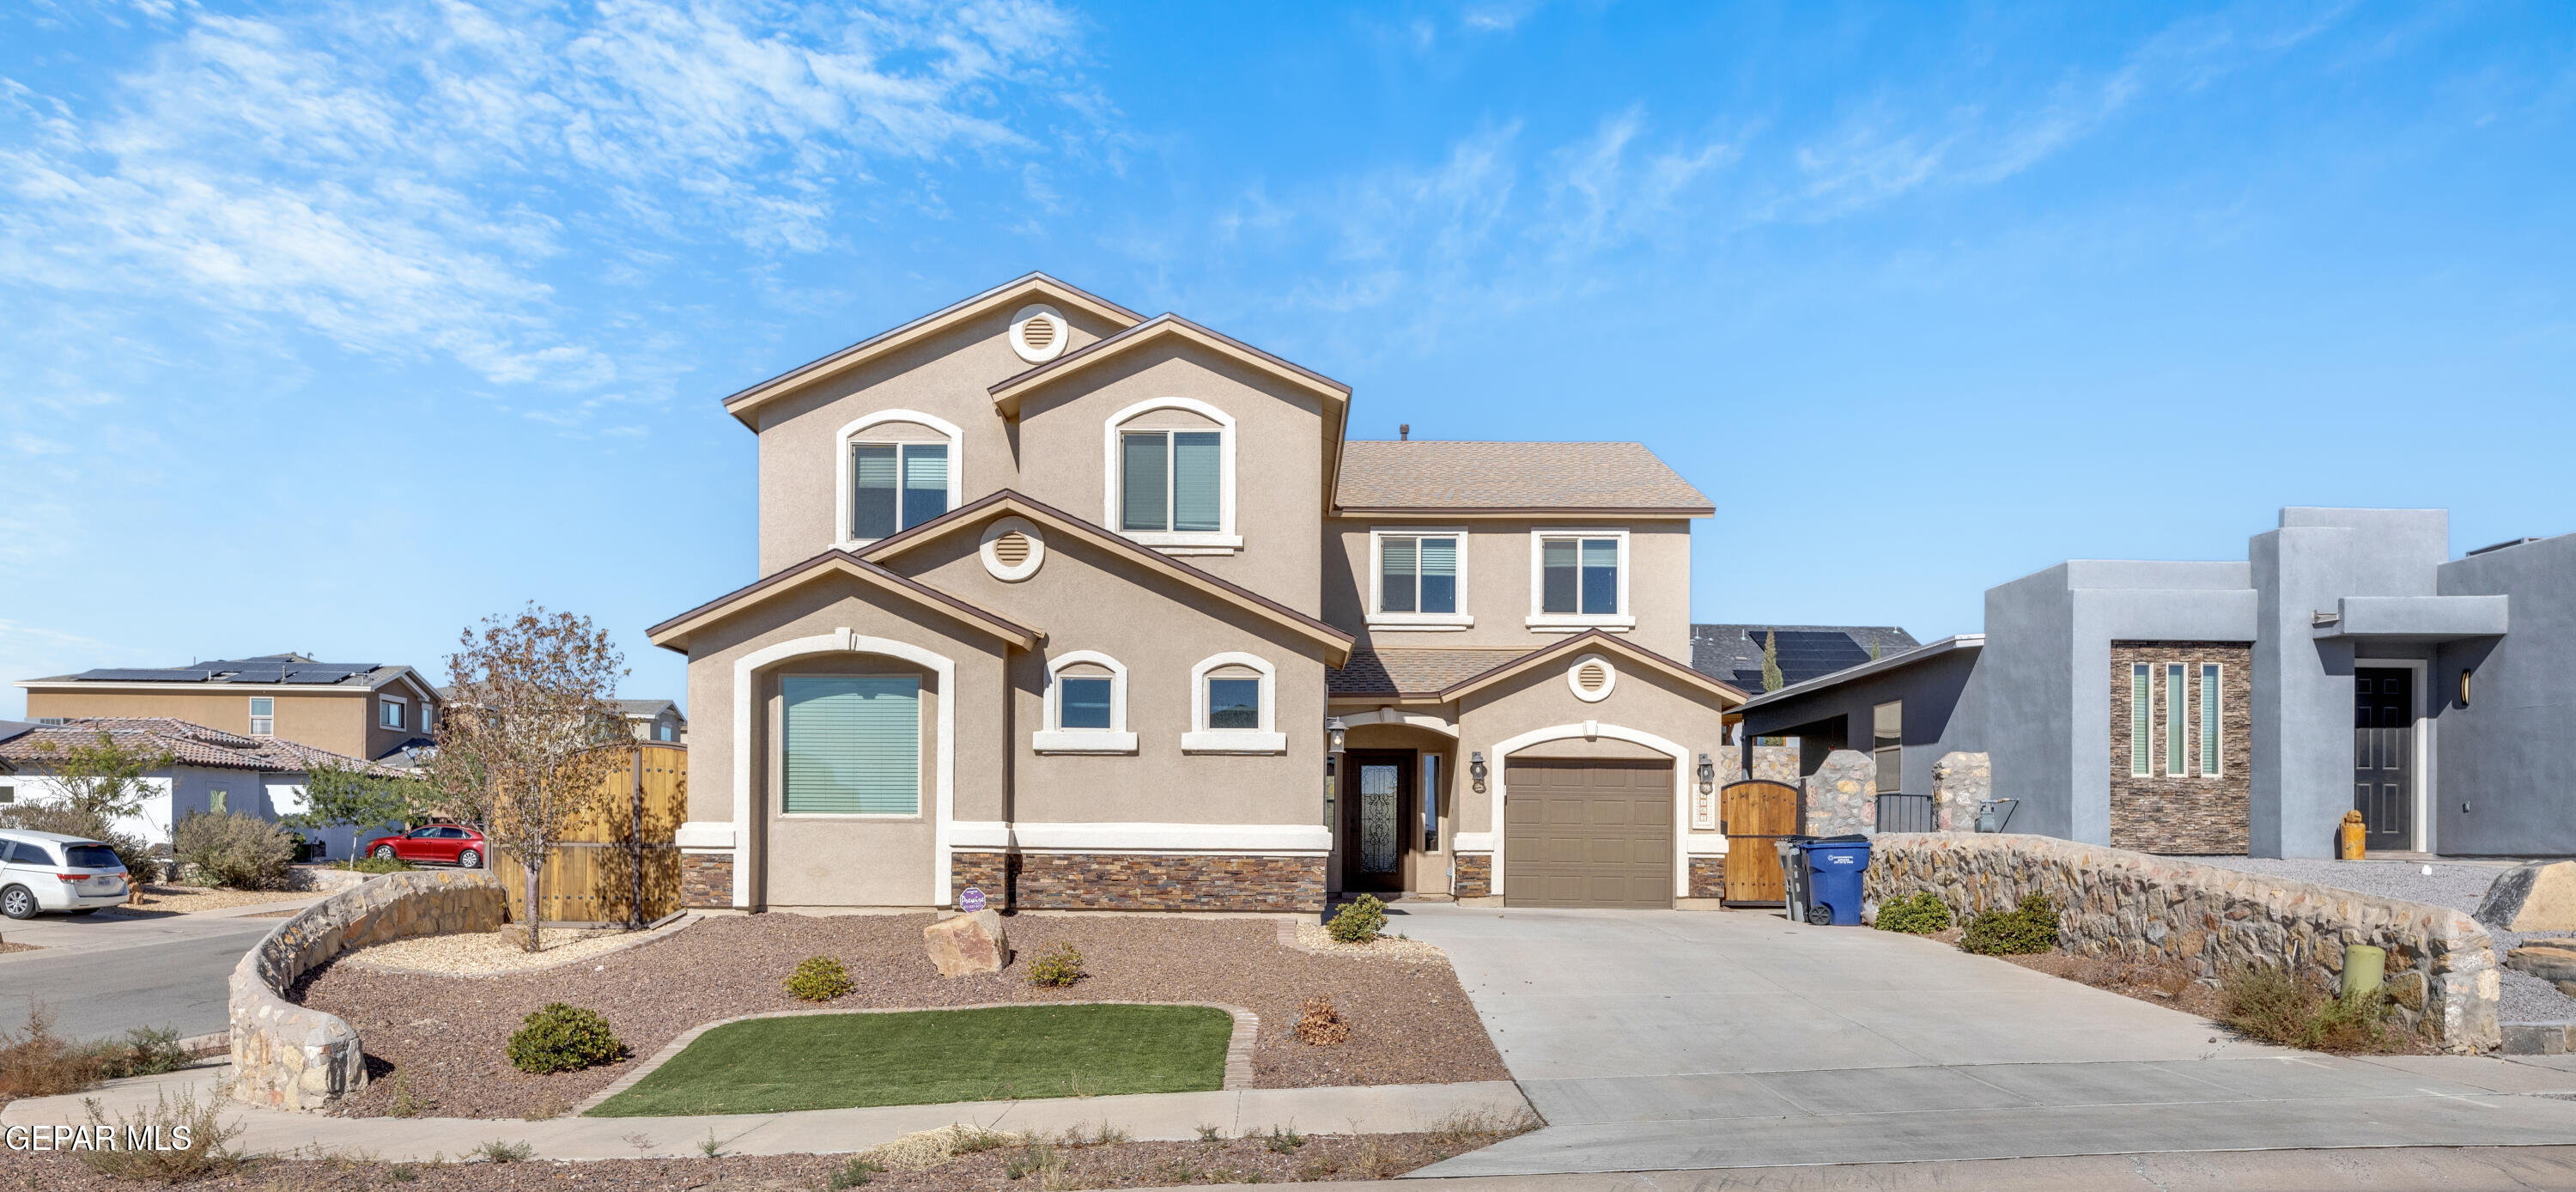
[1393,903,2576,1175]
[0,899,312,1042]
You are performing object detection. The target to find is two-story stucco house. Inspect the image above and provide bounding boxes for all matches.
[19,654,441,768]
[647,275,1747,915]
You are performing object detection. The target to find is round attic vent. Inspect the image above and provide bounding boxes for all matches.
[1568,654,1617,703]
[980,516,1045,581]
[1010,304,1068,364]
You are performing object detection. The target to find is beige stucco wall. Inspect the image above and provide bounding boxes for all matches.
[1451,657,1730,855]
[1324,517,1696,659]
[750,305,1124,574]
[26,688,376,757]
[679,569,1011,909]
[890,514,1332,829]
[1012,343,1327,615]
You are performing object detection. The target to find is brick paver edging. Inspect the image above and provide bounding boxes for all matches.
[570,1000,1261,1116]
[340,913,706,980]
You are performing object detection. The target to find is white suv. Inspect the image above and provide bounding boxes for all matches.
[0,829,131,919]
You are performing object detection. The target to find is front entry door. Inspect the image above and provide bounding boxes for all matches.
[2354,667,2413,850]
[1341,750,1412,892]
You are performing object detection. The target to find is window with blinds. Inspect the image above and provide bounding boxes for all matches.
[1540,537,1619,615]
[2200,664,2222,776]
[850,443,949,539]
[1120,430,1221,533]
[2130,663,2151,777]
[782,676,920,815]
[1379,534,1459,614]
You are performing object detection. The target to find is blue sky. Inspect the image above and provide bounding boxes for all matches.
[3,1,2571,718]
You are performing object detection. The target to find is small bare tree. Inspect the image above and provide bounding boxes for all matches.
[431,604,627,952]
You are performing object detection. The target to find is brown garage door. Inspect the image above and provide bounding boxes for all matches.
[1503,758,1674,909]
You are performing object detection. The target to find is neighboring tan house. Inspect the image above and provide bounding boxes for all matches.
[0,717,410,860]
[647,273,1747,915]
[18,654,442,768]
[615,699,689,744]
[1740,507,2575,860]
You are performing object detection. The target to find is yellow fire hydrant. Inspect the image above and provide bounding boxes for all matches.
[2338,809,2366,861]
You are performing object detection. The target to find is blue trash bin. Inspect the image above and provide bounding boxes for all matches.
[1797,837,1873,926]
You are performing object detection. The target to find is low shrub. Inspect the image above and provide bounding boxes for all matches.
[505,1003,623,1074]
[75,1084,245,1183]
[2219,963,2406,1054]
[172,810,297,891]
[829,1157,883,1189]
[0,1005,106,1103]
[1960,894,2059,955]
[1263,1124,1306,1153]
[785,956,855,1002]
[1874,891,1953,935]
[343,854,417,874]
[471,1140,536,1164]
[1327,894,1388,944]
[1026,942,1086,988]
[1295,995,1350,1046]
[96,1025,190,1080]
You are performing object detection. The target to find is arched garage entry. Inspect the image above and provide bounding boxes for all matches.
[1488,723,1686,909]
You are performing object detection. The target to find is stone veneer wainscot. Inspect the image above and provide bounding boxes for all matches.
[949,852,1323,913]
[1687,855,1726,899]
[229,869,507,1110]
[1452,854,1492,899]
[2108,641,2253,854]
[1865,833,2500,1052]
[680,852,734,908]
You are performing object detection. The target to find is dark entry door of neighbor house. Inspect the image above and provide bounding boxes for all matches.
[1341,750,1412,892]
[2354,668,2413,850]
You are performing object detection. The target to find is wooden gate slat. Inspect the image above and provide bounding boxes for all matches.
[1721,779,1799,907]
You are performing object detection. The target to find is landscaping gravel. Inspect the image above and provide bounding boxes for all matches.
[297,912,1506,1120]
[2180,855,2573,1024]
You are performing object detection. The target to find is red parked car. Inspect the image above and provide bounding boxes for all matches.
[361,824,485,868]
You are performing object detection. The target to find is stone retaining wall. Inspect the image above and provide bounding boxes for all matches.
[1865,834,2500,1052]
[228,869,507,1110]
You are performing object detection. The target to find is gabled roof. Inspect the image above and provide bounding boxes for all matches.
[855,490,1357,666]
[0,718,406,776]
[720,273,1143,429]
[1735,635,1984,713]
[647,550,1044,654]
[987,313,1352,413]
[611,699,684,720]
[1436,630,1749,707]
[1333,441,1712,515]
[1328,648,1530,700]
[1689,623,1921,692]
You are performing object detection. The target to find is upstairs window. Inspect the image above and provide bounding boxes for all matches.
[1540,536,1620,615]
[380,698,406,730]
[1379,534,1460,615]
[1120,430,1222,533]
[249,696,274,737]
[850,442,950,540]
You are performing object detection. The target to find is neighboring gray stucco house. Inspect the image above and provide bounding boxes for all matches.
[1741,508,2565,860]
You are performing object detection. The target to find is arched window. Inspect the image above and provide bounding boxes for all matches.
[1103,398,1238,553]
[1035,651,1135,754]
[839,410,963,545]
[1184,652,1283,753]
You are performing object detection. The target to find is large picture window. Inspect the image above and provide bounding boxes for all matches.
[850,442,950,540]
[781,675,920,816]
[1120,430,1222,533]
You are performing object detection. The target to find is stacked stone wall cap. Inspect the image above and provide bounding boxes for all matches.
[2476,861,2576,933]
[924,908,1010,977]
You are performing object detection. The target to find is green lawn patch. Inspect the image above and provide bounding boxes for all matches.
[586,1004,1234,1117]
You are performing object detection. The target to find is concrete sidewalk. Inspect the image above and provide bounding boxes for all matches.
[1340,1146,2576,1190]
[0,1066,1533,1161]
[1388,903,2576,1176]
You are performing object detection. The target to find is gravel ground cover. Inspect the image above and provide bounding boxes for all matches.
[343,921,689,976]
[109,885,319,915]
[0,1125,1523,1191]
[300,912,1506,1120]
[2180,855,2573,1024]
[1284,921,1449,961]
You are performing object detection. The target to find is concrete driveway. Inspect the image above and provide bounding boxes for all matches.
[1394,904,2576,1176]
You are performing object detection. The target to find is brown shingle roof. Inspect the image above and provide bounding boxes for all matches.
[0,718,404,776]
[1333,441,1712,514]
[1330,648,1530,698]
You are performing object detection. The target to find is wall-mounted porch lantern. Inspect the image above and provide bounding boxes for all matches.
[1326,715,1348,757]
[1469,751,1488,794]
[1696,753,1716,796]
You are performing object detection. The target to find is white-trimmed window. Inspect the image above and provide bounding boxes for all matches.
[1370,529,1470,629]
[2199,663,2223,777]
[380,696,407,730]
[1527,530,1633,630]
[781,675,921,817]
[1035,651,1137,754]
[249,696,274,737]
[420,703,434,734]
[2129,663,2151,777]
[838,411,963,545]
[1104,398,1238,553]
[1183,652,1284,753]
[2165,662,2187,775]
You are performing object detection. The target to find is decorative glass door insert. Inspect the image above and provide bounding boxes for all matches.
[1359,764,1400,873]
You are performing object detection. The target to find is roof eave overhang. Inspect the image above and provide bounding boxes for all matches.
[1439,630,1750,708]
[1331,506,1714,519]
[647,553,1043,654]
[720,274,1143,429]
[1734,634,1988,714]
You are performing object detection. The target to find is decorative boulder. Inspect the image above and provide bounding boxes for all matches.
[2506,940,2576,986]
[923,909,1009,977]
[2475,861,2576,933]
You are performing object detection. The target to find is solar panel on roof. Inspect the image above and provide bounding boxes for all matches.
[75,668,218,682]
[284,668,365,684]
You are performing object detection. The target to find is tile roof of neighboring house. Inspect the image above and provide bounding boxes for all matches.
[0,718,406,776]
[1329,648,1534,698]
[1689,624,1921,693]
[1333,441,1714,514]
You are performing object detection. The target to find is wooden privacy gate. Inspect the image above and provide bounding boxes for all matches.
[1720,779,1800,906]
[490,742,686,927]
